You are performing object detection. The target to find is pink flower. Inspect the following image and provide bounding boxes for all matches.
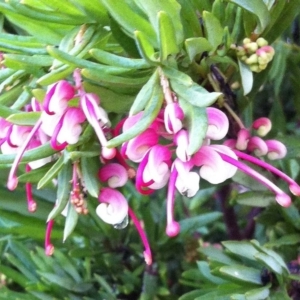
[122,128,159,162]
[96,188,128,225]
[252,117,272,136]
[192,145,238,184]
[174,159,200,197]
[43,80,75,115]
[206,107,229,140]
[136,145,172,194]
[98,163,128,188]
[265,140,287,160]
[164,102,184,134]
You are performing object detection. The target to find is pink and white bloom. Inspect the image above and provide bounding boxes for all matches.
[252,117,272,136]
[43,80,75,115]
[136,145,172,194]
[164,102,184,134]
[206,107,229,140]
[97,187,129,225]
[265,140,287,160]
[98,163,128,188]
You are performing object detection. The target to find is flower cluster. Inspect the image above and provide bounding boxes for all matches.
[236,37,275,72]
[2,68,300,266]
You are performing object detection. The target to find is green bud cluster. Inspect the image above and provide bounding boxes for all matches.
[236,38,275,73]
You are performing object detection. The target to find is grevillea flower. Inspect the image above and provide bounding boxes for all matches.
[174,159,200,197]
[79,93,116,159]
[96,187,128,225]
[136,145,172,194]
[252,117,272,136]
[193,145,238,184]
[122,128,159,162]
[43,80,75,115]
[98,163,128,188]
[206,107,229,140]
[164,102,184,134]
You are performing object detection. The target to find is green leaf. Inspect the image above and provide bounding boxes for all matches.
[254,252,282,274]
[162,66,193,86]
[225,0,270,33]
[158,11,179,61]
[178,98,208,155]
[46,159,72,221]
[81,67,149,91]
[0,143,55,165]
[83,81,134,113]
[134,30,157,63]
[47,46,132,75]
[106,81,163,148]
[81,156,101,198]
[37,154,65,190]
[134,0,183,45]
[219,265,262,285]
[236,191,275,207]
[6,111,41,126]
[200,246,240,265]
[89,48,151,69]
[63,204,78,242]
[37,65,74,86]
[203,11,224,51]
[179,212,222,235]
[185,37,212,61]
[129,70,159,115]
[197,261,225,284]
[100,0,157,46]
[170,79,221,107]
[222,241,259,261]
[238,60,253,96]
[245,286,270,300]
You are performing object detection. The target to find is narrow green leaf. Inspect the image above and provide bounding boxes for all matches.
[6,111,41,126]
[47,46,132,75]
[37,154,65,190]
[254,252,282,274]
[178,98,208,155]
[0,143,55,164]
[245,286,270,300]
[238,60,253,96]
[81,68,148,90]
[0,104,19,119]
[63,203,78,242]
[170,79,221,107]
[107,81,164,148]
[90,48,151,69]
[162,66,194,86]
[100,0,157,45]
[158,11,179,61]
[37,65,74,86]
[185,37,212,61]
[81,156,100,198]
[46,159,72,221]
[179,212,222,235]
[226,0,270,33]
[134,0,183,45]
[236,191,275,207]
[197,261,225,284]
[134,30,157,63]
[203,11,224,51]
[129,70,159,115]
[219,265,262,285]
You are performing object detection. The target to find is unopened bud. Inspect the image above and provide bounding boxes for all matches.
[250,65,260,72]
[245,54,258,65]
[256,37,268,47]
[243,38,251,45]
